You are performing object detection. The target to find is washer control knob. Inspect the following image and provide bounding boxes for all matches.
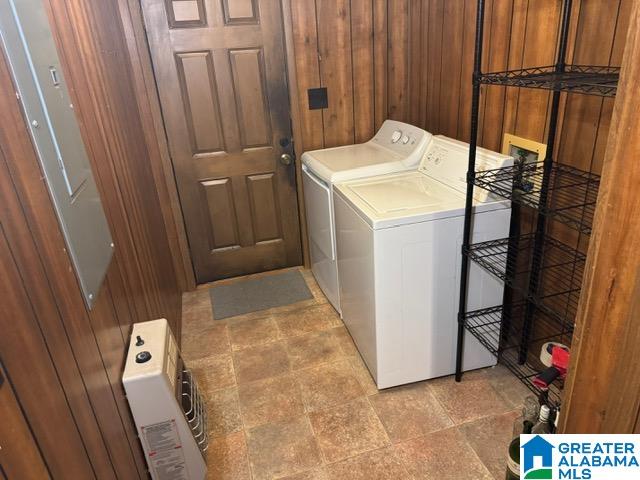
[401,135,410,144]
[391,130,402,143]
[135,351,152,363]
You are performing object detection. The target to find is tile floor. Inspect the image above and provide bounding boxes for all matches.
[181,268,530,480]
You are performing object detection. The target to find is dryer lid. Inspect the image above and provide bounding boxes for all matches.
[301,120,432,183]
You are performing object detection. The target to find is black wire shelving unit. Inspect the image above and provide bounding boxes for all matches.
[455,0,617,406]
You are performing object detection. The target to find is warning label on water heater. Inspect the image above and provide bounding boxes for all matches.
[142,419,188,480]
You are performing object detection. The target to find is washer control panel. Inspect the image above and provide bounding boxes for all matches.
[371,120,430,156]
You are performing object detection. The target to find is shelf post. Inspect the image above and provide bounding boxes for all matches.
[518,0,573,364]
[455,0,486,382]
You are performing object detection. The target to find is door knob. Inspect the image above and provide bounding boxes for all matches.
[280,153,293,166]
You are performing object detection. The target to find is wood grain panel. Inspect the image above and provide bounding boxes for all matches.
[0,0,183,476]
[176,51,225,153]
[387,0,409,121]
[290,0,323,152]
[223,0,259,25]
[317,0,354,147]
[47,0,182,336]
[0,362,50,479]
[560,3,640,432]
[350,0,375,142]
[230,48,272,148]
[0,227,95,479]
[247,173,282,243]
[438,0,464,138]
[373,0,388,131]
[200,178,240,250]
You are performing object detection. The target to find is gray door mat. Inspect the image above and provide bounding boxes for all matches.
[209,270,313,320]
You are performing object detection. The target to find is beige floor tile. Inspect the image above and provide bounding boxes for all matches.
[395,427,494,480]
[485,364,531,409]
[247,417,322,480]
[458,410,520,479]
[286,330,344,370]
[182,322,230,361]
[190,354,236,392]
[206,431,251,480]
[276,304,341,338]
[238,374,305,429]
[309,398,390,463]
[330,326,360,357]
[204,387,243,438]
[325,447,411,480]
[369,382,453,442]
[279,469,328,480]
[428,376,510,424]
[348,354,379,396]
[228,316,280,351]
[232,341,291,384]
[182,289,214,330]
[296,360,365,412]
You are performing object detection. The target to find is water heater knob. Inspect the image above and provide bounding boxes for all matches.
[391,130,402,143]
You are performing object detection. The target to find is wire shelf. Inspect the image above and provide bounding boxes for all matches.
[474,161,600,234]
[464,234,586,327]
[464,303,568,405]
[479,65,619,97]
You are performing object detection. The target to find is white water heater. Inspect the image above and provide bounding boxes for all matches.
[123,319,207,480]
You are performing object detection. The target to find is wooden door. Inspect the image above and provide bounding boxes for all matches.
[0,363,51,479]
[141,0,302,283]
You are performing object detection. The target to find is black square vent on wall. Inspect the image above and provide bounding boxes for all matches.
[308,87,328,110]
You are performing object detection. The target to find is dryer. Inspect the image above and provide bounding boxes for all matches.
[302,120,432,313]
[333,137,512,388]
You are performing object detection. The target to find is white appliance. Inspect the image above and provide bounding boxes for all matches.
[333,137,512,389]
[123,319,207,480]
[302,120,432,313]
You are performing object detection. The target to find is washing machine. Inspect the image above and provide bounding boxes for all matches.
[333,137,512,389]
[302,120,432,313]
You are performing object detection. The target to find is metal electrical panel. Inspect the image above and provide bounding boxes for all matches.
[0,0,113,308]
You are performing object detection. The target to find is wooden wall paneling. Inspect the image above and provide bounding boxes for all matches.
[479,0,512,152]
[0,227,96,479]
[282,0,311,267]
[418,0,431,129]
[512,1,560,144]
[0,48,142,478]
[591,0,632,173]
[0,362,51,480]
[0,54,117,479]
[456,0,477,142]
[387,0,409,121]
[118,0,196,292]
[351,0,376,142]
[557,0,621,173]
[373,0,389,130]
[291,0,324,151]
[425,0,444,132]
[437,0,464,138]
[499,0,528,142]
[45,0,181,332]
[560,2,640,432]
[89,279,147,476]
[317,0,355,147]
[407,0,422,127]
